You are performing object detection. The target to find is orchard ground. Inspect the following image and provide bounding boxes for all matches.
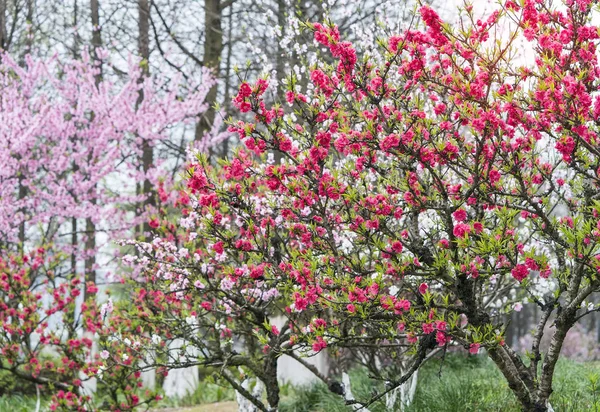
[2,355,597,411]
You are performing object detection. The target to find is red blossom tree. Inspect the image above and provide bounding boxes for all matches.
[115,1,600,411]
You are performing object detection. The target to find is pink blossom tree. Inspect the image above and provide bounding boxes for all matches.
[0,51,217,410]
[0,52,212,249]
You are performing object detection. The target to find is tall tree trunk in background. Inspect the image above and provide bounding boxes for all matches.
[137,0,153,235]
[0,0,6,50]
[71,0,80,275]
[85,0,101,301]
[138,0,150,71]
[16,0,30,249]
[273,0,286,164]
[90,0,101,75]
[25,0,33,53]
[221,3,233,158]
[195,0,223,144]
[275,0,286,100]
[72,0,80,58]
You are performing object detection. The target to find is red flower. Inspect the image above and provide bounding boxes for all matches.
[312,336,327,353]
[511,264,529,282]
[238,82,252,98]
[436,331,449,346]
[453,223,471,238]
[148,218,160,229]
[452,209,467,222]
[422,323,434,334]
[212,241,224,255]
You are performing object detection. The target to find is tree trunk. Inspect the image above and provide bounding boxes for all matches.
[263,353,280,409]
[72,0,80,58]
[0,0,7,50]
[90,0,102,75]
[220,2,233,158]
[70,0,79,279]
[24,0,33,54]
[272,0,287,164]
[85,0,102,300]
[137,0,154,236]
[195,0,222,143]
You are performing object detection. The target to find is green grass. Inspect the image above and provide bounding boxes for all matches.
[1,356,598,411]
[157,381,235,408]
[0,394,43,411]
[279,355,600,412]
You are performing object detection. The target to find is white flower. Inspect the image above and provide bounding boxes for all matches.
[122,353,129,361]
[389,286,399,296]
[100,350,110,360]
[151,334,161,345]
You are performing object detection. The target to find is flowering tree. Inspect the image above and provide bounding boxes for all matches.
[0,248,163,411]
[113,1,600,411]
[0,52,211,248]
[0,51,216,410]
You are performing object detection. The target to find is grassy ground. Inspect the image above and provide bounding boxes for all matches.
[0,395,40,412]
[278,355,600,412]
[152,403,237,412]
[1,355,598,411]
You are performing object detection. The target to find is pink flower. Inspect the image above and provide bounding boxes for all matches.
[422,322,434,334]
[453,223,471,238]
[238,82,252,98]
[394,299,411,313]
[391,240,403,253]
[436,331,449,346]
[271,325,280,336]
[469,343,481,354]
[312,336,327,353]
[380,134,400,151]
[489,169,501,184]
[453,209,467,222]
[212,241,224,254]
[293,292,309,312]
[419,283,428,295]
[513,302,523,312]
[434,103,447,116]
[511,264,529,282]
[347,303,356,313]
